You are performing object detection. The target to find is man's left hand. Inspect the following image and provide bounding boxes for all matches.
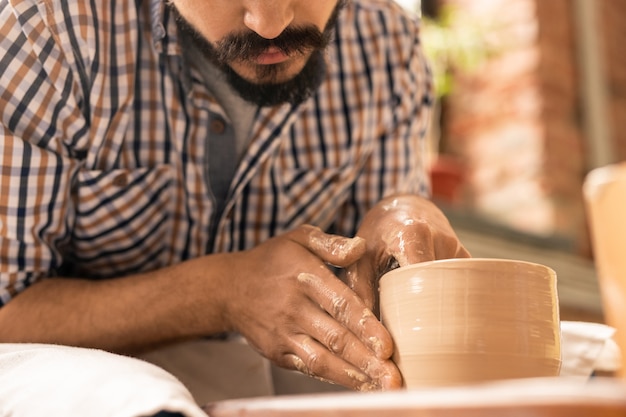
[345,194,471,312]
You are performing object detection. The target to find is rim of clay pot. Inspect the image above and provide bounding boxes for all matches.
[380,257,556,285]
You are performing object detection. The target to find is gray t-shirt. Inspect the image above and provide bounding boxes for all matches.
[182,38,258,214]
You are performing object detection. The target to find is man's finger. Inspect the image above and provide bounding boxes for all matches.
[297,309,402,388]
[344,261,376,312]
[297,272,393,359]
[288,225,367,267]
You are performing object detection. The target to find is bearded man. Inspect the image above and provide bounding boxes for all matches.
[0,0,469,411]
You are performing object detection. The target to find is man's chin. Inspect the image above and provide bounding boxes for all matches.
[229,59,307,86]
[222,50,327,107]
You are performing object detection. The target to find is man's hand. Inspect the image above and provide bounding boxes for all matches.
[222,225,402,391]
[345,194,471,312]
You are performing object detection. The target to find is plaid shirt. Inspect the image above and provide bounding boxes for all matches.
[0,0,432,305]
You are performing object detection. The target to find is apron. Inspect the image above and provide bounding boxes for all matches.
[138,337,346,406]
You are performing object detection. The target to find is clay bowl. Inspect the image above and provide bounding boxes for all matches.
[379,258,561,388]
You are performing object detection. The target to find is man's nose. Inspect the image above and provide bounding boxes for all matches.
[243,1,295,39]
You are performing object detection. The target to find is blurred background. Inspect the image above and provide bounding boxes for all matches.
[393,0,626,324]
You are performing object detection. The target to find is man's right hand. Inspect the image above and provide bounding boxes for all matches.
[221,225,402,391]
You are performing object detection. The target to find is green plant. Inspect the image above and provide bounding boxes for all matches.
[421,5,499,98]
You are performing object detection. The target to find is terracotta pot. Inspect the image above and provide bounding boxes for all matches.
[429,156,465,204]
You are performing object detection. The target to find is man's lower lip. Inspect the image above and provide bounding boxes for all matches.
[255,51,290,65]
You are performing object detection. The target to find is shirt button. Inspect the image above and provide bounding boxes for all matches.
[112,173,128,187]
[210,118,226,134]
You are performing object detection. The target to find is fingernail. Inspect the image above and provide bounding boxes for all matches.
[368,336,385,358]
[345,368,369,383]
[381,374,394,390]
[343,236,366,253]
[357,382,378,392]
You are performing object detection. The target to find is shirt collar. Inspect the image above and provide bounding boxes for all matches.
[149,0,181,56]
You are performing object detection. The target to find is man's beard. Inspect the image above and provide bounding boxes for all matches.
[171,2,346,107]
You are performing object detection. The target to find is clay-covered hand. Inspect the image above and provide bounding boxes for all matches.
[223,225,402,391]
[346,194,471,311]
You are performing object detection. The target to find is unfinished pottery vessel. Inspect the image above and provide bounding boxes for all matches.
[584,163,626,380]
[379,258,561,388]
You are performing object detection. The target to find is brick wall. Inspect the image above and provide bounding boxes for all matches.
[431,0,626,255]
[601,1,626,161]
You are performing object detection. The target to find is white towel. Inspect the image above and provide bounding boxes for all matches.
[0,343,207,417]
[559,321,621,378]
